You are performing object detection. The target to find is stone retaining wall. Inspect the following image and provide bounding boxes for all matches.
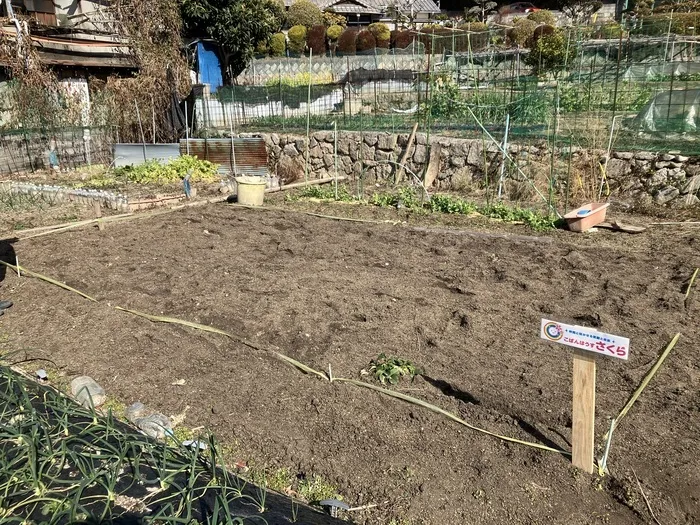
[250,131,700,208]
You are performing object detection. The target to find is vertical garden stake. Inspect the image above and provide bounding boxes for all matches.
[541,319,630,474]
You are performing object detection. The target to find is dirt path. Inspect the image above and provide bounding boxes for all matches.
[0,202,698,524]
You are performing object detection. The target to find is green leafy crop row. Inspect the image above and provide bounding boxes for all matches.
[113,155,220,185]
[373,188,556,231]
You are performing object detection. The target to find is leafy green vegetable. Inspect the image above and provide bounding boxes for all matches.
[113,155,220,185]
[368,353,421,386]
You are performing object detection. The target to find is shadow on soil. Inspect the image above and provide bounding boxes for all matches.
[422,375,481,405]
[423,375,570,454]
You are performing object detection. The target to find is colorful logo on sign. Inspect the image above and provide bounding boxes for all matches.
[543,322,563,341]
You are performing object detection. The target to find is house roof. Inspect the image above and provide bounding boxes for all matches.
[284,0,440,15]
[0,26,135,69]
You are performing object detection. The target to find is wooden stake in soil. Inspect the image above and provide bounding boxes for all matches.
[424,143,441,189]
[396,123,418,184]
[572,350,596,473]
[93,201,104,231]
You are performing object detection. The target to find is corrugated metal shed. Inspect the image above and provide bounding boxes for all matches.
[113,144,180,167]
[180,138,268,177]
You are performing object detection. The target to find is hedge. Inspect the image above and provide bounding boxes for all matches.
[368,22,390,48]
[356,29,377,52]
[337,27,358,55]
[287,0,323,28]
[269,32,286,56]
[307,24,327,55]
[287,25,307,54]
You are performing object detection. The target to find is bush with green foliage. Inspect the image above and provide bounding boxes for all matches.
[114,155,219,184]
[287,25,307,54]
[326,24,343,41]
[269,32,286,56]
[458,21,489,50]
[631,12,700,36]
[307,24,327,55]
[460,21,487,32]
[356,29,377,52]
[592,21,623,39]
[525,30,576,78]
[653,0,698,13]
[337,27,358,54]
[368,22,391,48]
[255,40,268,55]
[532,24,556,44]
[322,10,346,27]
[508,17,537,47]
[527,9,557,26]
[287,0,323,28]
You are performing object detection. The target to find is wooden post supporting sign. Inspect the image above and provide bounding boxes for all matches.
[541,319,630,474]
[572,350,596,473]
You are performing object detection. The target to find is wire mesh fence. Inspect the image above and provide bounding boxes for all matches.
[195,29,700,155]
[0,127,116,176]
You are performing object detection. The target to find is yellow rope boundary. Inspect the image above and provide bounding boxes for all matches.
[0,259,571,457]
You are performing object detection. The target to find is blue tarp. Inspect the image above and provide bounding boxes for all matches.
[197,42,223,93]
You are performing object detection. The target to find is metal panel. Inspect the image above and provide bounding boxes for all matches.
[113,144,180,167]
[180,138,268,177]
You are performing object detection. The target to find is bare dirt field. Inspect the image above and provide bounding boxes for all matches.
[0,199,698,524]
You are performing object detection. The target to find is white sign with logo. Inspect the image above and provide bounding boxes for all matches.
[540,319,630,360]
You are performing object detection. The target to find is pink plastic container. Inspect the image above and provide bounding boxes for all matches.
[564,203,610,232]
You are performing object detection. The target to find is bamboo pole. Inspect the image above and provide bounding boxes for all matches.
[134,101,147,162]
[304,49,313,183]
[603,333,681,442]
[396,123,418,184]
[265,176,346,193]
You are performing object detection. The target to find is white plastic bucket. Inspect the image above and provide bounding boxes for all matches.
[235,176,267,206]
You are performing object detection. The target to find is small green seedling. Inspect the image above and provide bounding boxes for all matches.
[367,353,421,385]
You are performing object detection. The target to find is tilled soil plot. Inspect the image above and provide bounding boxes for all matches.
[0,203,698,524]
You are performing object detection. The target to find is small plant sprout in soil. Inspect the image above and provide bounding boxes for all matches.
[365,353,422,385]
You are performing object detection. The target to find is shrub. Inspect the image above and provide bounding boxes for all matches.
[459,21,487,32]
[337,27,358,54]
[269,32,286,56]
[287,0,323,28]
[356,29,377,52]
[391,29,412,49]
[368,22,391,48]
[326,24,343,41]
[508,17,537,47]
[254,40,268,55]
[458,21,489,50]
[593,21,623,39]
[287,25,307,54]
[631,12,700,36]
[527,9,557,26]
[525,30,576,77]
[322,10,346,27]
[307,24,327,55]
[532,24,556,44]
